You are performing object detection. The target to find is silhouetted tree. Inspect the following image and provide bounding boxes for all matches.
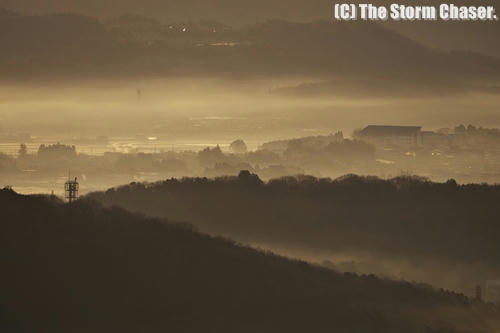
[230,139,247,154]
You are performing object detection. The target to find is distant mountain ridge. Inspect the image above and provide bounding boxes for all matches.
[1,10,499,98]
[0,9,499,96]
[1,0,499,57]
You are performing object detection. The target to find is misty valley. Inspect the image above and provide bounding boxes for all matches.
[2,5,500,333]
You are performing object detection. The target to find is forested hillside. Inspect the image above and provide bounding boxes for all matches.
[2,187,500,332]
[89,173,500,294]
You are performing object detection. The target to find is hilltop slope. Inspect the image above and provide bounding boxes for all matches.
[1,187,500,332]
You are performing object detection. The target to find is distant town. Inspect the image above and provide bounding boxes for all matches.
[2,124,500,196]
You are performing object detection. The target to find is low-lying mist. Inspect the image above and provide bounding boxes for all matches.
[2,77,500,141]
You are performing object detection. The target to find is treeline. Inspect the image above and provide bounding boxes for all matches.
[1,187,499,332]
[88,172,500,294]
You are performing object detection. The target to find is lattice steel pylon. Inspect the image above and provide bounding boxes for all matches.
[65,177,79,203]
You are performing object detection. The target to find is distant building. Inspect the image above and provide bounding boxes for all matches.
[357,125,422,146]
[485,280,500,303]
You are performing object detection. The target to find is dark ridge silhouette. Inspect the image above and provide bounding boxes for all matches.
[2,0,499,58]
[0,9,118,78]
[2,187,500,332]
[0,10,499,94]
[88,172,500,294]
[0,10,109,49]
